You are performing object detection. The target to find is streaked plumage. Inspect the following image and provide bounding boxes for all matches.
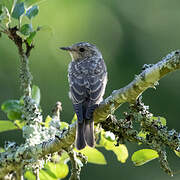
[60,42,107,150]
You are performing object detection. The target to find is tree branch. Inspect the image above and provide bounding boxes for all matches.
[0,50,180,177]
[94,50,180,122]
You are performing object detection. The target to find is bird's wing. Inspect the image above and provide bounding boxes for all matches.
[68,62,85,104]
[88,58,107,104]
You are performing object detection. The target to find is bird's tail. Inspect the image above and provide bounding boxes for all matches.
[76,121,86,150]
[74,104,96,150]
[84,119,95,147]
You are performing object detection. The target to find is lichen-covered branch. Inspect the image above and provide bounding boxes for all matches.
[100,97,180,175]
[68,150,81,180]
[0,124,76,179]
[0,50,180,178]
[94,50,180,122]
[7,27,43,145]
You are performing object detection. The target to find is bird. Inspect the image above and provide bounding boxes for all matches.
[60,42,107,150]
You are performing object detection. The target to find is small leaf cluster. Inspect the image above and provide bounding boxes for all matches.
[0,85,71,180]
[24,152,69,180]
[0,0,44,46]
[0,85,40,130]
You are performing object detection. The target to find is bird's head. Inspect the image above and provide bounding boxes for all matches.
[60,42,102,61]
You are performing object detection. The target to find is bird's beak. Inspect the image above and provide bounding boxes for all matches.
[60,46,75,51]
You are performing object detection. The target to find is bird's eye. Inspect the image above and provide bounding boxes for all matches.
[79,48,85,52]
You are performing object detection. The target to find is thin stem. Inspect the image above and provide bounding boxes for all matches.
[68,150,80,180]
[52,101,62,120]
[158,149,173,177]
[16,168,24,180]
[34,169,40,180]
[19,52,32,97]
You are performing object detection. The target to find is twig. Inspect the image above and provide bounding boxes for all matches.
[24,40,34,58]
[49,101,62,130]
[7,27,43,135]
[68,150,80,180]
[15,167,23,180]
[52,101,62,120]
[34,169,40,180]
[158,149,173,177]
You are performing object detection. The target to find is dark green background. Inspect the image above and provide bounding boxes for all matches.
[0,0,180,179]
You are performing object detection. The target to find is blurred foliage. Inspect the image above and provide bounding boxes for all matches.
[0,0,180,180]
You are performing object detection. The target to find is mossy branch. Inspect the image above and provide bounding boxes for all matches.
[94,50,180,122]
[68,150,81,180]
[0,45,180,177]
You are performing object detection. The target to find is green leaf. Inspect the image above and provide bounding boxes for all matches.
[24,171,36,180]
[60,122,69,130]
[131,149,159,166]
[39,169,57,180]
[1,100,21,113]
[71,114,77,123]
[16,30,29,39]
[45,162,69,179]
[99,130,115,149]
[26,5,38,19]
[0,6,11,26]
[75,146,107,165]
[150,116,166,126]
[7,110,22,120]
[1,100,22,120]
[0,120,17,132]
[99,130,128,163]
[137,131,147,145]
[174,150,180,158]
[14,119,25,129]
[32,85,40,106]
[26,30,36,45]
[44,115,52,127]
[138,130,147,139]
[59,151,69,163]
[112,144,128,163]
[12,2,25,19]
[51,151,69,164]
[159,117,166,126]
[0,0,15,13]
[20,23,32,36]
